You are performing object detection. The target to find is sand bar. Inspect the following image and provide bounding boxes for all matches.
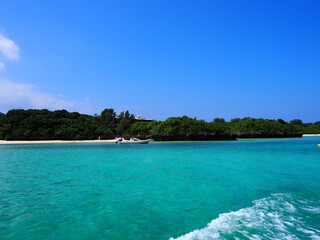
[303,134,320,137]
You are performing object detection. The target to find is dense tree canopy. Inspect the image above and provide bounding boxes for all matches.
[128,116,308,139]
[0,109,132,140]
[0,109,318,140]
[290,119,303,125]
[213,118,226,123]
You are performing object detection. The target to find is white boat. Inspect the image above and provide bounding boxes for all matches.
[116,137,150,144]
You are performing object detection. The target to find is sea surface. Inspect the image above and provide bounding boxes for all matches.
[0,137,319,240]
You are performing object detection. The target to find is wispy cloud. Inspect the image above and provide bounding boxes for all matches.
[0,32,98,114]
[0,62,5,70]
[0,34,20,71]
[0,78,96,114]
[0,34,20,61]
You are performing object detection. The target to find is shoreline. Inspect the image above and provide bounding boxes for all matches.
[0,134,319,145]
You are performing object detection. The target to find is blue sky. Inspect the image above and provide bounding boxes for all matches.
[0,0,319,122]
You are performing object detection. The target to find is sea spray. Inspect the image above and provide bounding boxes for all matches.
[170,193,320,240]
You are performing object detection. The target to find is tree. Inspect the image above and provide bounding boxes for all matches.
[277,119,286,124]
[0,113,6,139]
[100,108,116,129]
[230,118,241,123]
[290,119,303,125]
[116,111,135,135]
[213,118,226,123]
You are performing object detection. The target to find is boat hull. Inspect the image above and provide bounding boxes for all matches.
[118,139,150,144]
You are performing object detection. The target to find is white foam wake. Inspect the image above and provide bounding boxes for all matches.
[170,193,320,240]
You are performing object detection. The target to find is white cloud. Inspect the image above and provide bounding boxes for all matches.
[0,34,20,61]
[0,33,98,114]
[0,78,96,114]
[0,62,5,70]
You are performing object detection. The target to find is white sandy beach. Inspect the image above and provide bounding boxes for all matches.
[0,135,318,145]
[0,139,117,145]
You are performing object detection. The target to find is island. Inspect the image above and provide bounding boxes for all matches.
[0,109,319,142]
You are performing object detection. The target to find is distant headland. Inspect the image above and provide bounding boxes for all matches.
[0,109,319,141]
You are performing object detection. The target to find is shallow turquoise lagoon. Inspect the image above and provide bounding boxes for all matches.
[0,137,320,239]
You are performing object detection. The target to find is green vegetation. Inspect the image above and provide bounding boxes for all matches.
[0,109,124,140]
[128,116,305,139]
[0,109,319,141]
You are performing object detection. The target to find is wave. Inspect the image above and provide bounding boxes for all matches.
[170,193,320,240]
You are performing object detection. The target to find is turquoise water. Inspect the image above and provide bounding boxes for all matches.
[0,137,319,240]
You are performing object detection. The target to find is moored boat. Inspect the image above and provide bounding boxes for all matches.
[116,137,150,144]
